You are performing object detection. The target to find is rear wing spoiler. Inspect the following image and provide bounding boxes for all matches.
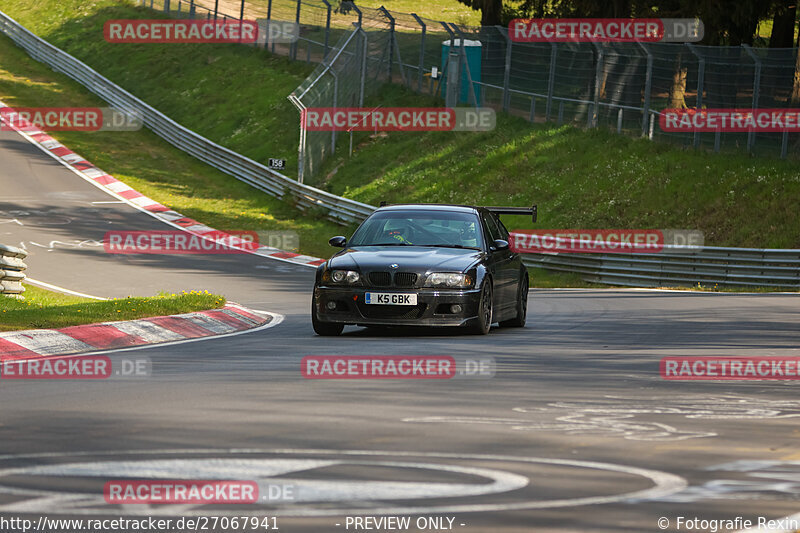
[484,205,537,223]
[376,202,538,223]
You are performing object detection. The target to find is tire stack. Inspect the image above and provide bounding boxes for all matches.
[0,243,27,297]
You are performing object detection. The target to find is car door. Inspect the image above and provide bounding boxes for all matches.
[494,215,524,302]
[481,212,515,314]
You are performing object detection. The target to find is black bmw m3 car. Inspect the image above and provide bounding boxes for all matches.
[311,203,535,335]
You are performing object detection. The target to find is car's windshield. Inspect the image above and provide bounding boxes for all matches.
[348,210,482,249]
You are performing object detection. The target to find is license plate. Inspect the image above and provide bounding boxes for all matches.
[364,292,417,305]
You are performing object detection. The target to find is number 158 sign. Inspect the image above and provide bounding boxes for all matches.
[268,158,286,170]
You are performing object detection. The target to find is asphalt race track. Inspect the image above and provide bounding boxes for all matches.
[2,125,800,532]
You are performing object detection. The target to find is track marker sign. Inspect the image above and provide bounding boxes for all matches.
[268,158,286,170]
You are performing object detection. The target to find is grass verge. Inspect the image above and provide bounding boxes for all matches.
[526,267,610,289]
[0,285,226,332]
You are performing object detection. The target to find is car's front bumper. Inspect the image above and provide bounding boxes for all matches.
[314,286,482,327]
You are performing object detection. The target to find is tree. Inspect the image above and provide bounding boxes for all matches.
[769,0,797,48]
[457,0,503,26]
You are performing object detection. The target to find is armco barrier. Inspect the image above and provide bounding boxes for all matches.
[1,10,798,290]
[523,247,800,289]
[0,244,27,296]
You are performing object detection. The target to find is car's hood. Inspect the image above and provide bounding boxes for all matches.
[329,246,482,272]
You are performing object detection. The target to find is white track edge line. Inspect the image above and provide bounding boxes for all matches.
[24,278,108,300]
[0,312,284,363]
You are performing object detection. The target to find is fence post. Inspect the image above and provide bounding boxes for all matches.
[237,0,245,43]
[437,22,456,99]
[359,28,368,106]
[545,43,557,121]
[742,44,761,154]
[637,42,653,137]
[781,130,789,158]
[451,24,466,104]
[445,49,460,107]
[499,25,512,113]
[266,0,273,51]
[591,42,604,128]
[288,95,306,184]
[213,0,219,20]
[330,70,338,154]
[459,25,474,107]
[321,0,332,59]
[687,43,704,149]
[379,7,395,80]
[452,24,478,107]
[411,14,426,93]
[189,0,195,18]
[164,0,171,13]
[291,0,302,60]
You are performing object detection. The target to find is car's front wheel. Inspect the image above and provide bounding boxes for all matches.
[311,290,344,336]
[469,281,493,335]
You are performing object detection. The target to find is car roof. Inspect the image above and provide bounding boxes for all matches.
[375,204,483,215]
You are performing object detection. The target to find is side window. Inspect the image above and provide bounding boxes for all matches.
[494,215,510,241]
[482,212,503,245]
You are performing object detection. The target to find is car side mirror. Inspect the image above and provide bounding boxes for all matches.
[329,236,347,248]
[491,239,509,251]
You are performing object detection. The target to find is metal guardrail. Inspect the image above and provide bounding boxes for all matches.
[1,10,798,290]
[523,248,800,289]
[0,10,375,226]
[0,244,27,296]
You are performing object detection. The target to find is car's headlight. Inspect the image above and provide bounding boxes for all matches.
[325,269,360,284]
[425,272,473,288]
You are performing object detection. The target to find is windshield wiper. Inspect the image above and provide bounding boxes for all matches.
[355,242,414,246]
[419,244,481,250]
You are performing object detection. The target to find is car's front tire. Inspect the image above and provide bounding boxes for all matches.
[500,272,528,328]
[469,281,493,335]
[312,290,344,336]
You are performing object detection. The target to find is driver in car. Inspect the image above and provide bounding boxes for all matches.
[383,221,413,245]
